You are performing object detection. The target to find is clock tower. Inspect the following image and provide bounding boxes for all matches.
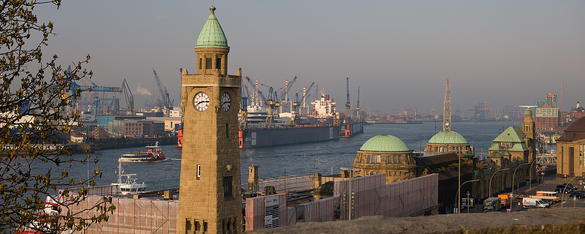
[178,6,242,234]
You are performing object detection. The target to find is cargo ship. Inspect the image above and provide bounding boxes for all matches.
[238,90,362,148]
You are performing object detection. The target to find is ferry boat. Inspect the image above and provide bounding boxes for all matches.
[118,141,166,162]
[111,162,147,195]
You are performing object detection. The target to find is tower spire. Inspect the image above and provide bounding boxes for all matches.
[443,78,451,131]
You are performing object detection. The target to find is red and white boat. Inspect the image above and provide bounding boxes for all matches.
[118,141,166,163]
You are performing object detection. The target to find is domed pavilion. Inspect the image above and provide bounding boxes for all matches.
[424,131,475,157]
[352,135,416,184]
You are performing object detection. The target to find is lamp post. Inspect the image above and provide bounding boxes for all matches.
[340,167,361,220]
[466,191,470,214]
[529,159,537,190]
[456,179,478,213]
[488,168,509,197]
[510,162,530,212]
[561,176,578,208]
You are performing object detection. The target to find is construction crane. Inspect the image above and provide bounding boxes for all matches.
[69,78,122,118]
[152,68,171,113]
[279,76,298,113]
[264,87,276,128]
[301,82,315,116]
[356,86,361,122]
[345,77,351,123]
[121,79,134,115]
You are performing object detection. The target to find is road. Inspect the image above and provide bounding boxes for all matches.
[460,174,585,213]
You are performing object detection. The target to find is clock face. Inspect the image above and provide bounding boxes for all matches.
[221,92,231,112]
[193,92,209,112]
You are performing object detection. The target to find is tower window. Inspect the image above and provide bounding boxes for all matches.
[206,58,212,69]
[199,58,202,69]
[197,165,201,180]
[224,176,233,198]
[216,58,222,69]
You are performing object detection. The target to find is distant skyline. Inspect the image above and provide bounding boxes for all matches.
[38,1,584,114]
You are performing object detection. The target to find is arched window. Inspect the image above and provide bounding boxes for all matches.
[376,155,381,163]
[367,155,370,163]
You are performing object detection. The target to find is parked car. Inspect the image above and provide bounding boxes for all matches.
[516,191,527,198]
[556,185,573,194]
[564,183,577,191]
[570,190,585,199]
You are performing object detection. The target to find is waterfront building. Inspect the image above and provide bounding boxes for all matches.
[351,135,416,184]
[178,6,243,233]
[488,126,529,163]
[569,102,585,121]
[482,108,537,197]
[535,96,560,133]
[556,116,585,179]
[423,131,476,158]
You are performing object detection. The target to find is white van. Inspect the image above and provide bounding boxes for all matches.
[522,197,549,208]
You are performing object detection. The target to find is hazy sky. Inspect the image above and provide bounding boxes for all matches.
[38,1,585,115]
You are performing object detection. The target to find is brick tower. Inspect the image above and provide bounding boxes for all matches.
[177,6,242,234]
[522,108,536,162]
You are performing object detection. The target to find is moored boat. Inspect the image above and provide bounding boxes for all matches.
[119,141,166,162]
[111,162,147,195]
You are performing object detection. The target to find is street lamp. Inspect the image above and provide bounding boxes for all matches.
[529,159,537,190]
[456,179,479,213]
[466,191,470,214]
[510,162,530,212]
[488,168,509,197]
[561,176,578,208]
[340,167,361,220]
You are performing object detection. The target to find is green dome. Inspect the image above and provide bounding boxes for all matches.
[428,131,468,144]
[195,6,229,49]
[359,135,410,152]
[524,108,532,115]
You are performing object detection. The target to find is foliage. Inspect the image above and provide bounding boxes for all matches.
[0,1,113,233]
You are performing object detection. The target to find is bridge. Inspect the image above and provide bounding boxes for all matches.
[536,153,556,164]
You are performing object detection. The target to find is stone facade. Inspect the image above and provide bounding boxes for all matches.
[352,150,416,184]
[177,6,242,234]
[557,117,585,179]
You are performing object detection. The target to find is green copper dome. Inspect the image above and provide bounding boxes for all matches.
[359,135,410,152]
[195,6,229,49]
[428,131,468,144]
[525,108,532,115]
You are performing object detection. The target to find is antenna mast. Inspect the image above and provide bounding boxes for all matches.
[443,78,451,131]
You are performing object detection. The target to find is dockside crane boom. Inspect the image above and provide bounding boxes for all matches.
[356,86,360,122]
[152,68,170,112]
[121,79,134,115]
[301,82,315,116]
[345,77,351,123]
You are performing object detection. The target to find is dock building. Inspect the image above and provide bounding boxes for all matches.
[556,116,585,179]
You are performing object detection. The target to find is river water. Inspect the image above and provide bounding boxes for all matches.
[54,121,529,187]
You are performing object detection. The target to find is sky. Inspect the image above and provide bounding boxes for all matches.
[37,1,585,115]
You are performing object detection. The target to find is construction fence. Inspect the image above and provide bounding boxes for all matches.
[58,185,178,234]
[334,173,439,220]
[242,175,315,194]
[244,173,439,231]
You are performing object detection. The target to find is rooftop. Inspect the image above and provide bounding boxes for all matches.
[195,6,229,49]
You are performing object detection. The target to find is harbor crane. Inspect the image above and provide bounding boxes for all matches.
[121,79,134,115]
[301,82,315,116]
[356,86,361,122]
[279,76,298,113]
[69,74,122,118]
[345,77,351,124]
[152,68,171,113]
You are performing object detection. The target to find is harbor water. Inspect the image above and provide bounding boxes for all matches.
[46,121,530,187]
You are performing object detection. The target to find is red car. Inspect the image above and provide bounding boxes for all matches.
[516,191,527,198]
